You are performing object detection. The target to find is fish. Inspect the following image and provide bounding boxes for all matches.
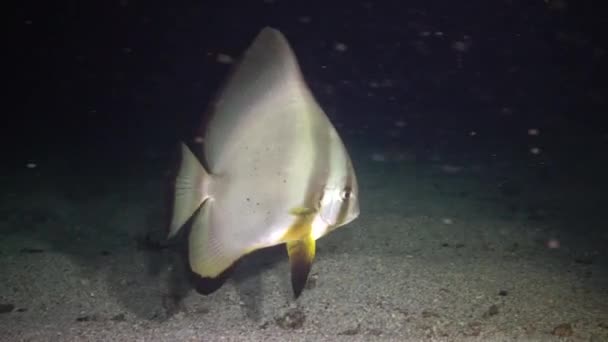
[168,27,360,298]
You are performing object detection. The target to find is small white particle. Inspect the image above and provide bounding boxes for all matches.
[442,218,453,225]
[216,53,234,64]
[530,147,541,155]
[452,41,469,52]
[334,42,348,52]
[26,162,37,169]
[441,164,462,174]
[371,153,386,162]
[298,16,311,23]
[527,128,540,136]
[194,136,204,144]
[469,131,477,136]
[547,238,560,249]
[395,120,407,128]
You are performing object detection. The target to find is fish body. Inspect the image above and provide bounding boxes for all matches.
[169,27,360,298]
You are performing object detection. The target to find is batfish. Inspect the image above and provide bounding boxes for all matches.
[169,27,360,298]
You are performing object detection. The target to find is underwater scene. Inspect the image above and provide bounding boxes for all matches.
[3,1,607,341]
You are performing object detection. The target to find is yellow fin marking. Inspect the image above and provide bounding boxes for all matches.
[289,207,315,216]
[282,207,316,242]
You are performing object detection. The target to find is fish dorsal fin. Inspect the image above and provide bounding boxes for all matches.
[203,27,317,169]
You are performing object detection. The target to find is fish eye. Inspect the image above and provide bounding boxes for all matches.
[340,188,352,200]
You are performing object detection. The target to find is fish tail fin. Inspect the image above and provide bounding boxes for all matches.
[168,142,210,238]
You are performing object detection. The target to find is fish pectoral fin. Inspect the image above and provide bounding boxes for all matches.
[169,142,210,238]
[289,207,315,216]
[286,235,316,298]
[188,200,244,295]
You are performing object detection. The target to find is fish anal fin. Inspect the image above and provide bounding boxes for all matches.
[188,200,247,294]
[190,261,240,295]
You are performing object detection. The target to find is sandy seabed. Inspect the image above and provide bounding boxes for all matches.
[1,143,607,342]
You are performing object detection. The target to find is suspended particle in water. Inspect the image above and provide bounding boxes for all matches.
[334,42,348,52]
[547,238,560,249]
[216,53,234,64]
[452,41,469,53]
[528,128,540,136]
[298,16,311,24]
[371,153,386,162]
[395,120,407,128]
[442,165,462,174]
[452,36,473,69]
